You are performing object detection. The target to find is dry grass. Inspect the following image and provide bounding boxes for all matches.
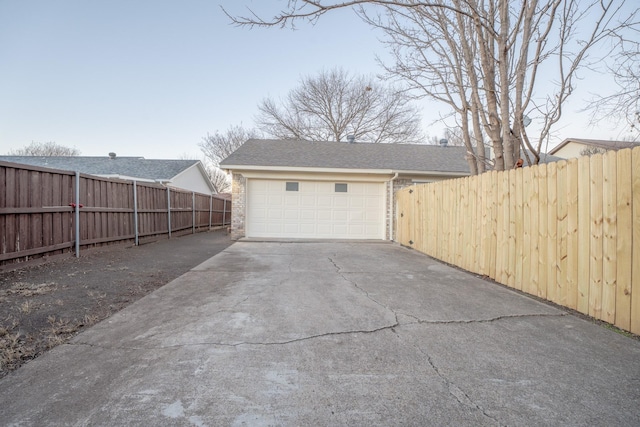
[19,300,41,314]
[0,282,57,302]
[45,315,101,349]
[87,290,107,300]
[0,316,32,373]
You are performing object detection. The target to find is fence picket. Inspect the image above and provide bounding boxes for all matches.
[556,161,568,306]
[631,149,640,334]
[602,151,617,324]
[589,154,604,320]
[566,159,579,309]
[615,150,632,330]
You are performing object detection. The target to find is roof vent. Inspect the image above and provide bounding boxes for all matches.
[346,135,355,144]
[108,152,116,159]
[439,139,448,147]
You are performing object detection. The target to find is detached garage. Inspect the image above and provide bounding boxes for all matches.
[220,139,474,241]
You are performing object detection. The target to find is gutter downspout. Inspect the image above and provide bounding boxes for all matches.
[389,172,398,241]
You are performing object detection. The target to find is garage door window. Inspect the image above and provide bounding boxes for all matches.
[286,182,299,191]
[335,183,348,193]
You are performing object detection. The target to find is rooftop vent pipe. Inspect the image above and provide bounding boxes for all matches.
[346,135,355,143]
[108,152,116,159]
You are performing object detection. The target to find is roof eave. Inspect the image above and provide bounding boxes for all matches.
[221,165,394,175]
[222,164,470,177]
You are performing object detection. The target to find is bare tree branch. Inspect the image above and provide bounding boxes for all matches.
[256,68,424,143]
[8,141,81,156]
[199,124,259,166]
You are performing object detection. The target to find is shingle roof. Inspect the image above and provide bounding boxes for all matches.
[549,138,640,155]
[220,139,474,173]
[0,156,199,181]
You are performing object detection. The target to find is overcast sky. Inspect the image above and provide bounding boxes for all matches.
[0,1,635,159]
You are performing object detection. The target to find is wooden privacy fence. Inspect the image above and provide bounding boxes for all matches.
[396,146,640,334]
[0,161,231,267]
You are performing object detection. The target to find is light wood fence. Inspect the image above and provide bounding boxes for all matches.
[396,147,640,334]
[0,161,231,267]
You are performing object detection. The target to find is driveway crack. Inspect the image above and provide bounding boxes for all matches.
[328,256,395,316]
[398,312,567,326]
[70,322,401,351]
[410,340,501,424]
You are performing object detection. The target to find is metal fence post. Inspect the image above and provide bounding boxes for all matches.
[133,181,139,246]
[75,171,81,258]
[167,187,172,239]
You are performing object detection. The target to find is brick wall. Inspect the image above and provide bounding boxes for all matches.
[230,173,246,240]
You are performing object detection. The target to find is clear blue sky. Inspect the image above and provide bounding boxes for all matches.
[0,1,633,159]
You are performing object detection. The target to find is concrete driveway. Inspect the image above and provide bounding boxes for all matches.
[1,242,639,426]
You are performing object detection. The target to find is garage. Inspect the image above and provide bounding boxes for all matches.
[247,179,386,239]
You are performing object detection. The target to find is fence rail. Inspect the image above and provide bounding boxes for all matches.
[396,146,640,334]
[0,161,231,266]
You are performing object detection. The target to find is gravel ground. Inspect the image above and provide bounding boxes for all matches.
[0,229,232,378]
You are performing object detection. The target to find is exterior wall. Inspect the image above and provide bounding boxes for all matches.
[551,142,590,159]
[231,173,246,240]
[170,165,214,194]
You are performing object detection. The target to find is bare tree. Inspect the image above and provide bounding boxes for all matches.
[256,68,424,144]
[442,127,467,147]
[208,167,232,193]
[227,1,639,172]
[199,124,259,166]
[8,141,80,156]
[587,41,640,134]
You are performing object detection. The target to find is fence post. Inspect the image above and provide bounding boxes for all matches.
[222,199,227,226]
[192,192,196,234]
[209,195,213,229]
[75,171,81,258]
[133,181,139,246]
[167,187,172,239]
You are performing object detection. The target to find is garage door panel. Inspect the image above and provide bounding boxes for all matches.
[267,208,285,219]
[333,210,349,221]
[317,210,332,221]
[316,195,332,207]
[247,179,384,239]
[284,210,299,220]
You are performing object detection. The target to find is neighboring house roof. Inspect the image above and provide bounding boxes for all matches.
[530,152,565,165]
[548,138,640,156]
[0,155,216,193]
[220,139,474,174]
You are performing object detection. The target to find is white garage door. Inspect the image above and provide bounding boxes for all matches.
[247,179,385,239]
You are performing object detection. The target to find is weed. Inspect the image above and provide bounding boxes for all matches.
[19,300,38,314]
[83,314,99,326]
[0,317,32,373]
[601,322,635,338]
[45,316,84,348]
[87,290,107,300]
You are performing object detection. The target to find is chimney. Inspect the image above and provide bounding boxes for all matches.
[346,135,355,144]
[439,139,448,147]
[108,152,116,159]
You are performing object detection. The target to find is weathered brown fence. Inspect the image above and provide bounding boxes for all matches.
[396,146,640,334]
[0,161,231,267]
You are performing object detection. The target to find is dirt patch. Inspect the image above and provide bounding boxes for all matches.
[0,230,232,378]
